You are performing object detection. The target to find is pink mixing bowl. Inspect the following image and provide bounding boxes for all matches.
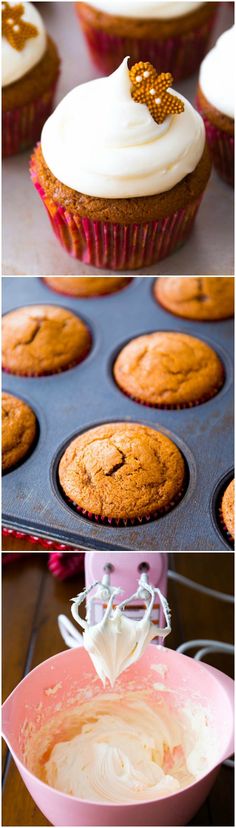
[2,645,234,826]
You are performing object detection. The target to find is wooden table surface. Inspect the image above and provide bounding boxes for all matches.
[2,552,234,827]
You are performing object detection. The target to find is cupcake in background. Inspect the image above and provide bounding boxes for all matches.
[219,479,234,545]
[76,1,218,81]
[2,0,60,157]
[197,26,234,187]
[30,58,211,271]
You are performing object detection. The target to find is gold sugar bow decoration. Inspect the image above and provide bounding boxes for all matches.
[129,61,184,125]
[2,1,38,51]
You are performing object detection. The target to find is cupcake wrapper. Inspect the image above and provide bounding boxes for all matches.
[77,9,216,80]
[2,341,91,377]
[61,485,186,527]
[30,156,202,270]
[3,80,58,158]
[196,100,234,187]
[114,381,225,410]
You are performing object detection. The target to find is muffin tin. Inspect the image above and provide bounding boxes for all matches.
[2,276,234,551]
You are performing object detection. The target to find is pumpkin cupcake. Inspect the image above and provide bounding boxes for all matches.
[2,391,37,471]
[219,479,234,543]
[154,277,234,321]
[76,1,218,81]
[197,26,234,187]
[2,0,60,157]
[43,276,132,297]
[2,305,91,376]
[30,58,211,270]
[58,421,186,525]
[113,332,224,409]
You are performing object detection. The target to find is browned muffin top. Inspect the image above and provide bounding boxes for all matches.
[221,480,234,540]
[43,277,131,297]
[114,332,224,407]
[2,392,37,471]
[2,305,91,376]
[59,422,185,521]
[154,277,234,321]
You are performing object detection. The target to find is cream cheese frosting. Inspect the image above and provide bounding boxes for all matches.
[41,57,205,199]
[37,693,216,802]
[2,1,46,88]
[199,26,235,120]
[80,1,204,20]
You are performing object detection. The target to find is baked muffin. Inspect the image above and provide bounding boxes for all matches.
[114,332,224,408]
[76,2,218,81]
[154,277,234,321]
[2,305,91,376]
[220,479,234,541]
[2,391,37,471]
[58,422,186,524]
[2,0,60,157]
[197,26,234,186]
[43,277,132,297]
[30,58,211,271]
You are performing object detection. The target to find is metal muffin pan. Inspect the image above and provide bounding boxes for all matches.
[2,276,234,551]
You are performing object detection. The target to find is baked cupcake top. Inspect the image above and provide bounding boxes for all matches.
[199,26,234,120]
[82,1,204,18]
[154,277,234,321]
[2,391,37,471]
[114,332,224,407]
[41,57,205,199]
[221,479,234,540]
[43,277,131,297]
[59,422,186,521]
[2,305,91,375]
[2,1,46,87]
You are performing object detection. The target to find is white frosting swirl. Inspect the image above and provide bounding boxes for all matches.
[43,694,216,802]
[199,26,235,120]
[82,607,159,686]
[2,1,46,87]
[41,58,205,199]
[80,1,204,19]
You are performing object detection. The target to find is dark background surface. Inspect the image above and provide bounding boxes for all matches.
[2,551,234,826]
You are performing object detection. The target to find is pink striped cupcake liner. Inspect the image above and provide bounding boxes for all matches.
[113,381,225,411]
[60,483,187,527]
[196,102,234,187]
[3,81,58,158]
[76,9,217,81]
[30,155,203,270]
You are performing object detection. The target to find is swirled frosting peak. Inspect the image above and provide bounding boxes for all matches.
[41,57,205,199]
[199,26,235,119]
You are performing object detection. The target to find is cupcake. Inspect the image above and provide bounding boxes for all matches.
[197,26,234,186]
[154,277,234,321]
[220,479,234,542]
[2,0,60,157]
[2,305,91,376]
[2,391,37,471]
[58,421,186,525]
[76,1,218,81]
[113,332,224,408]
[43,276,132,297]
[30,59,211,271]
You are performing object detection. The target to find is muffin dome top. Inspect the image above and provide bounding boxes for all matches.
[2,0,46,87]
[199,26,234,119]
[41,57,205,199]
[154,277,234,321]
[2,391,37,471]
[83,1,204,19]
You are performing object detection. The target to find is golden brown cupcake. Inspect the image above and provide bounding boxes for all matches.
[58,422,186,524]
[220,480,234,541]
[2,392,37,471]
[154,277,234,321]
[2,305,91,376]
[43,277,132,297]
[114,332,224,408]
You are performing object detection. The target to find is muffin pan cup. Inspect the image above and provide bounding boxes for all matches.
[2,277,234,551]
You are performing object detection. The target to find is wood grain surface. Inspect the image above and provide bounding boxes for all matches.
[2,552,234,827]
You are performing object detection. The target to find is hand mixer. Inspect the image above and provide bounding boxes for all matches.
[58,553,170,685]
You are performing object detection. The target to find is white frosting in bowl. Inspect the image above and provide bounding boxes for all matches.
[41,57,205,199]
[199,26,235,120]
[80,1,204,20]
[2,0,47,87]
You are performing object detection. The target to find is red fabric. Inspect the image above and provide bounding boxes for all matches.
[2,552,84,580]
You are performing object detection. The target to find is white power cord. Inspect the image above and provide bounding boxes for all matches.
[168,569,234,604]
